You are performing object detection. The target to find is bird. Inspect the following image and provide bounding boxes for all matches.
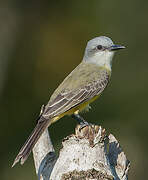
[12,36,125,167]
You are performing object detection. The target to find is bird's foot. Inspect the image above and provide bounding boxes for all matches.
[71,114,92,130]
[79,120,90,130]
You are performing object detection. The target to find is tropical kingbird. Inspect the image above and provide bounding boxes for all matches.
[12,36,125,167]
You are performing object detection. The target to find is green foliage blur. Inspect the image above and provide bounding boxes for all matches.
[0,0,148,179]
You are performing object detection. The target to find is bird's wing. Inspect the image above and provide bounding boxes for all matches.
[42,68,110,119]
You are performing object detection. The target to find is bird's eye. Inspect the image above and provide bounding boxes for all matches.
[96,45,103,50]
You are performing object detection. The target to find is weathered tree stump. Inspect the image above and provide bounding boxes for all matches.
[33,125,130,180]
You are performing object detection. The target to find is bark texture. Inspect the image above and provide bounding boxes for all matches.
[33,125,130,180]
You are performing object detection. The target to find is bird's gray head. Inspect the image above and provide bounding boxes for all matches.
[83,36,125,70]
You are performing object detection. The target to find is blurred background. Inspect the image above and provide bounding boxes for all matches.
[0,0,148,179]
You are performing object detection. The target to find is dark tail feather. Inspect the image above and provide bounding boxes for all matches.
[12,117,50,167]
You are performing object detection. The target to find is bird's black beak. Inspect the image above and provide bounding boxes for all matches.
[109,45,125,51]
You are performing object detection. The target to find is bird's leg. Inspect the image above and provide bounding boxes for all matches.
[71,114,89,129]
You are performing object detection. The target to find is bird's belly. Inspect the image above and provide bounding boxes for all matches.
[66,94,100,115]
[51,95,100,124]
